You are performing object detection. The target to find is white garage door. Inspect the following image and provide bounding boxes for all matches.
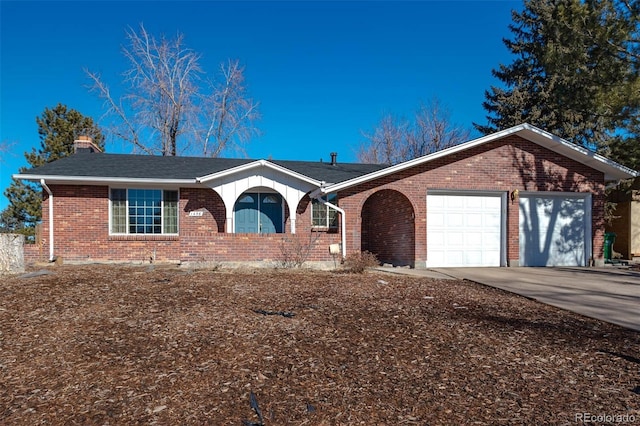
[427,193,503,267]
[519,193,590,266]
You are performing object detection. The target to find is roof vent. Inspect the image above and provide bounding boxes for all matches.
[73,136,101,154]
[330,152,337,166]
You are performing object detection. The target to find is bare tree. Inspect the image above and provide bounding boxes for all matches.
[0,139,14,162]
[357,98,471,165]
[357,115,407,165]
[86,24,259,157]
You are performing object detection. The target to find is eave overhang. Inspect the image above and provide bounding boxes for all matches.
[12,174,198,187]
[515,124,638,181]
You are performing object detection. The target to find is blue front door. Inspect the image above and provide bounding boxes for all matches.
[235,194,259,233]
[234,193,283,234]
[260,194,283,234]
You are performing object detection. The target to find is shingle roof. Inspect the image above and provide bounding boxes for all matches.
[18,152,387,185]
[22,124,633,189]
[272,159,386,183]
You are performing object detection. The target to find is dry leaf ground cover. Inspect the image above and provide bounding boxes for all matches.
[1,264,638,425]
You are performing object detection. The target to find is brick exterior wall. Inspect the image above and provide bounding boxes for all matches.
[39,186,340,265]
[35,135,605,267]
[361,189,415,266]
[23,243,44,264]
[339,136,605,267]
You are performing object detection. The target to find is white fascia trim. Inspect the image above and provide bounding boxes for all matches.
[320,123,637,194]
[320,125,529,194]
[13,174,196,186]
[196,159,323,186]
[516,124,638,180]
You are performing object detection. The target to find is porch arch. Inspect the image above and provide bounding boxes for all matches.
[361,189,415,267]
[205,169,317,234]
[233,189,288,234]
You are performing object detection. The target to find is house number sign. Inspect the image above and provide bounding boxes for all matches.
[188,211,204,217]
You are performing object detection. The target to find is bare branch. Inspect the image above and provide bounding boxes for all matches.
[0,139,16,164]
[357,115,408,165]
[86,24,259,157]
[201,59,260,157]
[85,69,152,155]
[357,98,471,165]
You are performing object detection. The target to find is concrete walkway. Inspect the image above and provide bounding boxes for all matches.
[377,266,640,332]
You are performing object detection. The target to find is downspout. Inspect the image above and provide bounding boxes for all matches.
[40,179,54,261]
[315,197,347,258]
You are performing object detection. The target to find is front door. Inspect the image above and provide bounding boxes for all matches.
[235,194,259,233]
[234,192,283,234]
[259,194,283,233]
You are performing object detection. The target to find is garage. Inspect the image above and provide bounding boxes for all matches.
[427,192,505,267]
[519,193,591,266]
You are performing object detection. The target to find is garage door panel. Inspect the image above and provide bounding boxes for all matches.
[429,251,446,266]
[519,194,588,267]
[484,232,501,246]
[466,250,500,266]
[466,232,482,246]
[448,232,464,245]
[447,197,465,208]
[449,250,464,265]
[485,251,501,265]
[466,197,482,208]
[464,251,483,265]
[467,215,482,227]
[448,214,464,226]
[429,232,444,246]
[427,194,503,267]
[485,213,501,227]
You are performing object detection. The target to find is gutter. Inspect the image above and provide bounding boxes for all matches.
[314,196,347,258]
[14,174,196,186]
[40,179,55,261]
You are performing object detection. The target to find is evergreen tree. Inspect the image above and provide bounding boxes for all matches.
[1,104,104,239]
[476,0,639,155]
[605,0,640,171]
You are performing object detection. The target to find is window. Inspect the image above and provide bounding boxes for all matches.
[163,190,178,234]
[111,189,127,233]
[312,194,338,228]
[110,188,179,234]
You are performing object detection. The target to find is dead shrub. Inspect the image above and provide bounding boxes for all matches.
[277,231,321,268]
[342,250,379,273]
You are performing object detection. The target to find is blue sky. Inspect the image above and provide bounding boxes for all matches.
[0,0,521,212]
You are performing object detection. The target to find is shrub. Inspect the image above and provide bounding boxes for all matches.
[342,250,379,273]
[277,231,321,268]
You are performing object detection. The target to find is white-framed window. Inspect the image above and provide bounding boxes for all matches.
[312,194,339,228]
[110,188,179,235]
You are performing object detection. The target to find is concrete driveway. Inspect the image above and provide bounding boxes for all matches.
[433,267,640,332]
[379,266,640,332]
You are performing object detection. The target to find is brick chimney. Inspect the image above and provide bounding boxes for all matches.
[73,135,102,153]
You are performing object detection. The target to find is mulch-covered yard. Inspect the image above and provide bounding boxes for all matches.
[1,264,638,425]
